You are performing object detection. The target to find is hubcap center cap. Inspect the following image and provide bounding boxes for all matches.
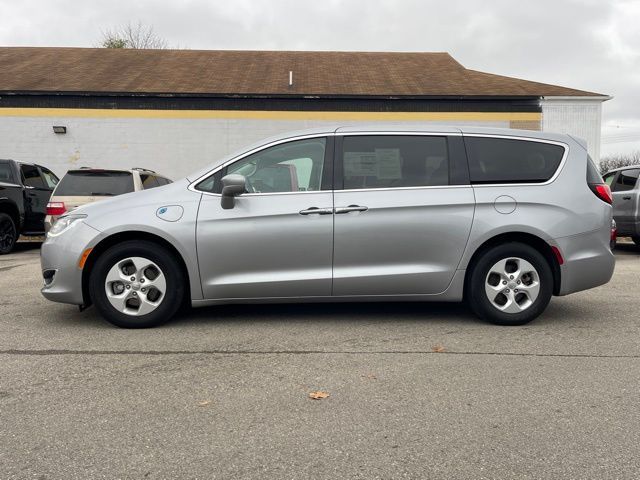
[507,281,517,290]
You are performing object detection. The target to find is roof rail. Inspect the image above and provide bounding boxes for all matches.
[132,167,156,173]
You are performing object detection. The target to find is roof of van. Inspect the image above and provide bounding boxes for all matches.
[0,47,607,98]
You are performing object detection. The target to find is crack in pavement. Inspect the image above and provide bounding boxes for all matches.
[0,349,638,358]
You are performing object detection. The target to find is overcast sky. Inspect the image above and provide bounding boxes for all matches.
[1,0,638,155]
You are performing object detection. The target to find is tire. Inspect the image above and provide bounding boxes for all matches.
[467,242,553,326]
[0,213,18,255]
[89,240,185,328]
[632,236,640,247]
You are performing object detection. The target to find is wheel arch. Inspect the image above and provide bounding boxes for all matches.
[81,231,192,308]
[463,231,562,298]
[0,200,22,231]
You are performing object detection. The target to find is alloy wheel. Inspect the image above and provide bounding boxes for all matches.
[104,256,166,316]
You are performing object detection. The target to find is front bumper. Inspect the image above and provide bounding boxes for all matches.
[556,228,615,296]
[40,221,102,305]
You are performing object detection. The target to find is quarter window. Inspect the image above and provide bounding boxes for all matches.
[613,169,640,192]
[465,137,565,184]
[197,138,327,194]
[340,135,449,189]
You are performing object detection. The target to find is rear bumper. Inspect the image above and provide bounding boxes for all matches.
[556,228,615,296]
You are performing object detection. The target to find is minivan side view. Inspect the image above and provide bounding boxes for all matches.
[40,125,615,328]
[603,166,640,245]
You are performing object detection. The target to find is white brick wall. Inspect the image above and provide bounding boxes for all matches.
[0,114,507,180]
[541,97,606,161]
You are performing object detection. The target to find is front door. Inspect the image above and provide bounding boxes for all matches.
[20,164,52,234]
[196,137,334,300]
[332,134,475,296]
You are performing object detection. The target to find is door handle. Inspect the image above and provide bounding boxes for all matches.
[299,207,333,215]
[622,196,631,200]
[335,205,368,214]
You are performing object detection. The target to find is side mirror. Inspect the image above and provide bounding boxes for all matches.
[220,174,247,209]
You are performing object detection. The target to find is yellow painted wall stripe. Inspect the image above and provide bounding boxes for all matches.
[0,107,541,122]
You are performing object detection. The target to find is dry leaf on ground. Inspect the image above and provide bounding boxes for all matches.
[432,344,446,353]
[308,391,330,400]
[198,400,211,407]
[361,373,377,380]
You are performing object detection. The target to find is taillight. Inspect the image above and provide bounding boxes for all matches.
[46,202,66,216]
[589,183,612,204]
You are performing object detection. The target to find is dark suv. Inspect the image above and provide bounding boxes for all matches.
[0,159,59,254]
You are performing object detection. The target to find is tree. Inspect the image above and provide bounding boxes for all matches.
[599,151,640,175]
[100,21,168,49]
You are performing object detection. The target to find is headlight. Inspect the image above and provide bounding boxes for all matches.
[47,214,87,237]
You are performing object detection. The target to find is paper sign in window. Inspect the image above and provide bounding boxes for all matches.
[344,152,378,177]
[375,148,402,179]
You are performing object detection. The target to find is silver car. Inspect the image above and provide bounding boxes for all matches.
[603,166,640,246]
[40,125,615,328]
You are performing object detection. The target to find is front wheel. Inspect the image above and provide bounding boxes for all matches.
[0,213,18,255]
[89,240,185,328]
[467,242,553,326]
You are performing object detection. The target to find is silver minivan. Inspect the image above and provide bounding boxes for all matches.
[40,125,615,328]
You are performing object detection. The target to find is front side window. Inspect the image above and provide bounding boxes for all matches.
[197,137,326,194]
[340,135,449,190]
[20,164,45,188]
[465,137,565,184]
[613,169,640,192]
[0,163,15,184]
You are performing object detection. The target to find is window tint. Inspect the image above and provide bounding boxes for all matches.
[197,138,326,194]
[465,137,565,184]
[21,164,45,188]
[140,174,160,189]
[54,171,134,196]
[40,168,59,189]
[341,136,448,189]
[613,169,640,192]
[156,177,171,186]
[0,163,15,183]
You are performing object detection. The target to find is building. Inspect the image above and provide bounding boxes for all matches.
[0,47,609,179]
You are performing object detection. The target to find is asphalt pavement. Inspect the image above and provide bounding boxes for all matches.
[1,242,639,479]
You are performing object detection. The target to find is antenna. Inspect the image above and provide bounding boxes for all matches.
[289,70,293,87]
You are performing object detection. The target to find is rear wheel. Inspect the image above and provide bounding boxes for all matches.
[0,213,18,255]
[89,240,184,328]
[468,242,553,326]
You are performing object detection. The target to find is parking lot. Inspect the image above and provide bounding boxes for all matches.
[1,242,639,479]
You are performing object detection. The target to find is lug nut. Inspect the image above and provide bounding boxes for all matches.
[130,276,135,281]
[502,281,507,285]
[509,275,514,280]
[140,278,145,283]
[517,280,521,284]
[132,292,137,296]
[141,288,146,293]
[505,289,510,293]
[125,285,131,289]
[514,289,519,293]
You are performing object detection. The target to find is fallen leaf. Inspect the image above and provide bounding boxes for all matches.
[361,373,377,380]
[308,391,330,400]
[198,400,211,407]
[432,344,446,353]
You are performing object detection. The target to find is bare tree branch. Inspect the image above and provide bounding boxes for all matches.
[599,151,640,175]
[100,21,168,49]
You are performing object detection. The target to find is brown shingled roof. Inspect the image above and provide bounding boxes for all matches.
[0,47,605,98]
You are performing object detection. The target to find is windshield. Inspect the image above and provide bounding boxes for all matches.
[54,171,134,196]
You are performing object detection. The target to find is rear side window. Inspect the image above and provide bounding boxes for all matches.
[140,174,160,189]
[341,135,449,189]
[613,169,640,192]
[465,137,565,184]
[587,155,604,184]
[54,171,134,196]
[21,164,45,188]
[0,163,15,183]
